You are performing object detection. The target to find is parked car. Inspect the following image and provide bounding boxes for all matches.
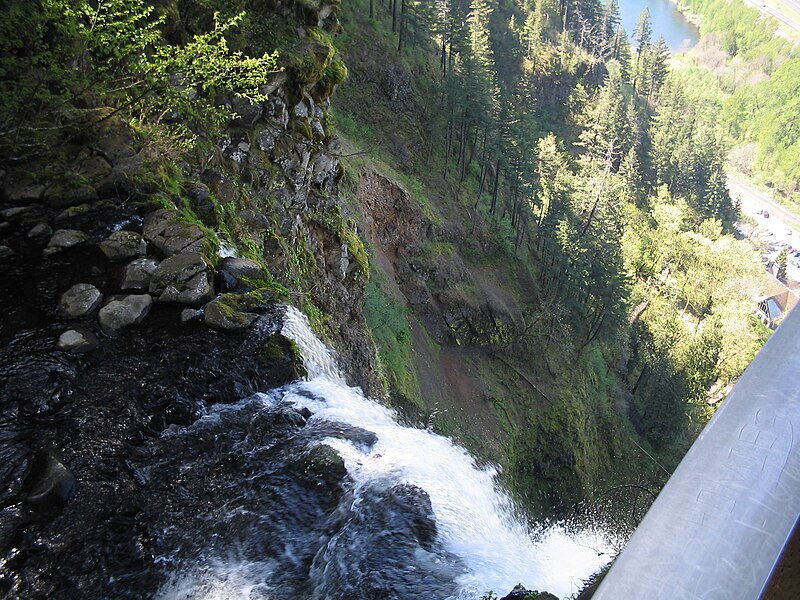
[764,211,770,218]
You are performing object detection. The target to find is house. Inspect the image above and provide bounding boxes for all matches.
[756,277,799,328]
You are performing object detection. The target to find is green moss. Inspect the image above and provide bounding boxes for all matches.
[291,31,335,88]
[344,227,368,281]
[307,203,369,282]
[363,265,422,408]
[248,13,296,55]
[245,284,289,303]
[291,444,347,488]
[259,333,308,381]
[294,120,314,140]
[302,300,334,339]
[421,240,456,260]
[317,53,348,98]
[213,294,249,320]
[295,0,323,21]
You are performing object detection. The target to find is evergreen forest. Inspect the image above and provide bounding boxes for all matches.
[0,0,797,596]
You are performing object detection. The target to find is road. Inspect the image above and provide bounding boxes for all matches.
[728,172,800,282]
[742,0,800,37]
[728,174,800,229]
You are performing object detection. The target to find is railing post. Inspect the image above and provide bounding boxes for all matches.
[594,306,800,599]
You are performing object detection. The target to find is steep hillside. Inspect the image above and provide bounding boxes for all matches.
[0,3,773,597]
[330,0,653,520]
[328,0,770,524]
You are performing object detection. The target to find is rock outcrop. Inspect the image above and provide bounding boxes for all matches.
[59,283,103,319]
[99,230,147,261]
[0,1,382,597]
[143,209,207,257]
[149,252,214,305]
[98,294,153,334]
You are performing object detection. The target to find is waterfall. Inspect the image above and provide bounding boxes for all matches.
[155,306,613,600]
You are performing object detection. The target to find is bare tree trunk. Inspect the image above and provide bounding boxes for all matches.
[455,112,466,174]
[397,0,407,52]
[515,213,526,255]
[443,108,454,179]
[467,121,480,169]
[458,116,468,182]
[490,159,500,214]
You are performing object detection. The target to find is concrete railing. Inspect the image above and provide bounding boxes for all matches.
[594,305,800,599]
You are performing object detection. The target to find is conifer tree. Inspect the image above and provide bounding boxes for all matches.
[632,8,652,92]
[646,36,670,101]
[577,64,629,169]
[633,8,652,54]
[600,0,622,58]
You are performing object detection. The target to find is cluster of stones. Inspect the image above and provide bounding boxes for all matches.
[1,200,273,354]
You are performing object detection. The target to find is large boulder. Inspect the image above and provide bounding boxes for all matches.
[99,230,147,261]
[142,209,206,257]
[98,294,153,334]
[43,183,99,208]
[220,257,266,280]
[149,253,213,305]
[56,328,99,353]
[3,181,47,203]
[21,449,77,512]
[1,206,35,219]
[42,229,90,257]
[218,257,266,292]
[27,223,53,239]
[59,283,103,318]
[202,290,283,333]
[203,294,260,332]
[120,257,159,291]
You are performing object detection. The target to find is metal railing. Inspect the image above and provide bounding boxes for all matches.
[593,305,800,599]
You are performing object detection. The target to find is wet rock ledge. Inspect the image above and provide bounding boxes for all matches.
[0,154,310,595]
[0,30,377,600]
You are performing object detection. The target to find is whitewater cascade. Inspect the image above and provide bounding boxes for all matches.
[156,306,613,600]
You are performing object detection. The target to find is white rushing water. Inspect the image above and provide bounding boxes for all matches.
[158,306,614,600]
[280,306,614,599]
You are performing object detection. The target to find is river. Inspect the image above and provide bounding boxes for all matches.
[618,0,700,52]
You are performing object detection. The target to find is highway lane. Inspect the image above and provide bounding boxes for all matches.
[742,0,800,35]
[728,173,800,229]
[728,172,800,281]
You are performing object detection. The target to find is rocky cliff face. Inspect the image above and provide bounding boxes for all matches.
[0,1,384,595]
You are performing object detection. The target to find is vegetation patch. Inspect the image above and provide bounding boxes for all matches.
[363,265,422,408]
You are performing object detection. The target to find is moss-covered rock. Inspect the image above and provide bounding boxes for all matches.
[203,287,290,333]
[288,444,346,490]
[258,332,307,382]
[204,293,261,332]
